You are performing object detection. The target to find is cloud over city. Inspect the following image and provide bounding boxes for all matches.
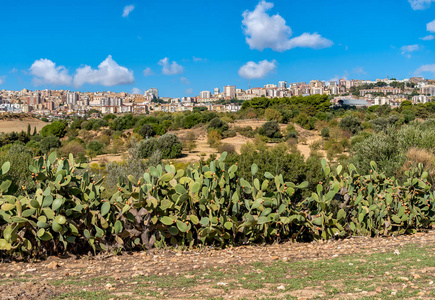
[158,58,184,75]
[415,64,435,75]
[73,55,135,87]
[238,59,277,80]
[29,59,72,86]
[427,20,435,32]
[242,1,333,52]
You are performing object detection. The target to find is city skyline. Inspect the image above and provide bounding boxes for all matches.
[1,0,435,97]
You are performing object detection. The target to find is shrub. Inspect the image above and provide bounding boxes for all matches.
[138,124,155,139]
[218,143,236,154]
[138,138,157,158]
[40,136,61,153]
[286,130,298,140]
[156,134,182,159]
[221,130,237,139]
[339,115,362,135]
[264,108,282,122]
[321,127,330,138]
[258,121,280,138]
[87,140,105,156]
[207,129,222,148]
[208,117,229,132]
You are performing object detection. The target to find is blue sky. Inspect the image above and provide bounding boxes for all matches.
[1,0,435,97]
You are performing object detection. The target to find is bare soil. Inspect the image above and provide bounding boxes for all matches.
[0,117,46,134]
[1,231,434,299]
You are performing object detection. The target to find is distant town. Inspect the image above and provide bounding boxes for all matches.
[1,76,434,117]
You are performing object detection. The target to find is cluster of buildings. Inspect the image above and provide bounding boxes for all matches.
[0,77,434,117]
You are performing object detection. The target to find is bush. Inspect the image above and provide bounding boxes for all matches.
[264,108,282,122]
[87,140,105,156]
[286,130,298,140]
[208,117,229,132]
[207,129,222,148]
[258,121,281,138]
[138,124,155,139]
[40,136,61,153]
[339,115,362,135]
[218,143,236,154]
[221,130,237,139]
[156,134,182,159]
[321,127,330,138]
[138,138,157,158]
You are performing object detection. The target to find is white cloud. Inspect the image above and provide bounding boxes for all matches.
[352,67,367,75]
[9,68,18,74]
[415,64,435,75]
[241,1,333,52]
[409,0,434,10]
[427,19,435,32]
[0,77,3,85]
[29,59,72,86]
[122,5,135,17]
[143,67,154,76]
[131,87,142,95]
[73,55,134,87]
[286,33,334,50]
[180,77,190,85]
[401,44,420,54]
[158,57,183,75]
[421,35,435,41]
[238,59,277,80]
[185,88,193,94]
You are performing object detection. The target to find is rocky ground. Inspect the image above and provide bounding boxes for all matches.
[1,231,435,299]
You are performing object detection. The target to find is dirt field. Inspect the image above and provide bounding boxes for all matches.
[88,119,326,165]
[1,231,434,299]
[0,117,46,134]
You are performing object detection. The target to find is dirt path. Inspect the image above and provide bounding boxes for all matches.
[1,231,434,299]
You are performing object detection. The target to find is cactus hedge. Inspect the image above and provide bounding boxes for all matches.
[0,152,434,258]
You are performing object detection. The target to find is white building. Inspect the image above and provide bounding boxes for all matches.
[224,85,236,99]
[200,91,211,99]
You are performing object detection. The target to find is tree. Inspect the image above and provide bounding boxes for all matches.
[40,121,67,138]
[339,115,362,135]
[40,136,61,153]
[156,134,182,159]
[33,126,37,136]
[138,124,155,139]
[264,108,283,122]
[27,124,31,137]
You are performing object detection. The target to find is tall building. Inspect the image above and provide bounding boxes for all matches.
[67,92,78,106]
[278,81,287,88]
[200,91,211,99]
[224,85,236,99]
[214,87,220,95]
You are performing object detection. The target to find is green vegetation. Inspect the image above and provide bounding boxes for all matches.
[0,150,434,258]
